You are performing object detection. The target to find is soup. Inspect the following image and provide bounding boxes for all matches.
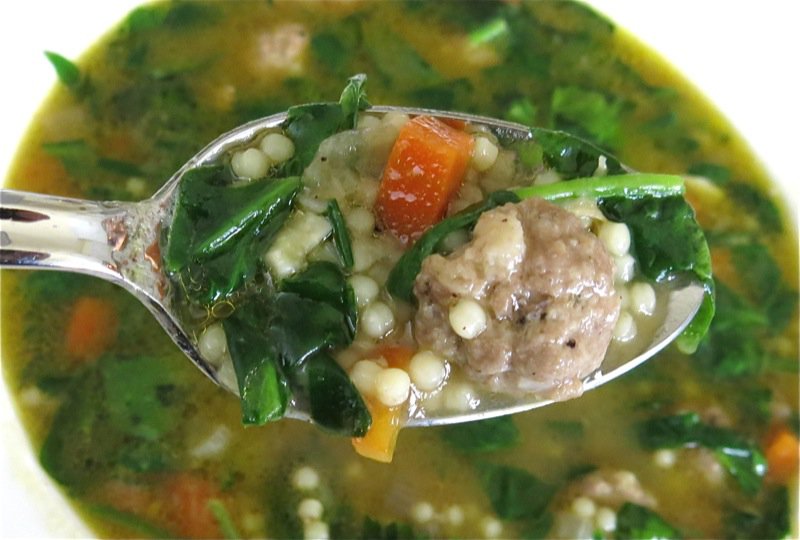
[1,2,797,539]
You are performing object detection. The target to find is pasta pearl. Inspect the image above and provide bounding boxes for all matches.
[231,148,269,179]
[409,350,447,392]
[304,520,329,540]
[375,368,411,407]
[411,501,435,523]
[349,275,379,307]
[597,221,631,257]
[629,281,656,316]
[349,359,382,397]
[613,311,636,342]
[345,207,375,235]
[362,302,395,338]
[292,466,320,491]
[449,298,487,339]
[260,132,295,164]
[298,498,324,522]
[472,136,499,172]
[198,323,227,364]
[614,253,636,283]
[481,517,503,539]
[595,507,617,532]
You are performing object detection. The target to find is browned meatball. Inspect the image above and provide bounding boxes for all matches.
[413,197,620,399]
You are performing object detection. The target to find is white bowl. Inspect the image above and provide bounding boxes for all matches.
[1,2,797,537]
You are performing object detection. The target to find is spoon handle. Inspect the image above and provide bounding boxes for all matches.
[0,189,131,283]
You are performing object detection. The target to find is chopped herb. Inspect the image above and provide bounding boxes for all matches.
[208,499,241,540]
[726,181,782,233]
[550,86,624,149]
[469,17,511,46]
[326,201,354,271]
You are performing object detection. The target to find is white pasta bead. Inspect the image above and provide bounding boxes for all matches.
[348,274,379,307]
[375,367,411,407]
[304,520,329,540]
[654,449,677,468]
[260,132,295,164]
[189,424,231,459]
[362,301,395,338]
[298,498,324,522]
[265,212,333,279]
[296,194,329,214]
[572,496,596,519]
[629,281,656,316]
[449,298,487,339]
[349,359,382,397]
[481,516,503,539]
[471,136,499,172]
[410,501,435,524]
[231,147,269,179]
[597,221,631,257]
[613,311,636,342]
[614,253,636,283]
[443,382,479,411]
[445,505,464,526]
[198,323,227,364]
[217,357,238,394]
[352,240,378,272]
[595,507,617,532]
[292,466,320,491]
[345,207,375,235]
[409,350,447,392]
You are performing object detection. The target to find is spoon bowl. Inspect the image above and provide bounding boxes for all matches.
[0,106,705,428]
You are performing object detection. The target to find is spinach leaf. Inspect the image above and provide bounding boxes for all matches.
[615,503,682,540]
[726,181,782,233]
[637,412,766,494]
[477,463,555,520]
[362,24,441,90]
[44,51,81,88]
[529,127,624,178]
[687,162,731,185]
[439,416,520,453]
[295,353,371,436]
[505,97,539,126]
[280,74,369,174]
[599,195,714,352]
[222,263,367,434]
[724,487,790,540]
[360,517,428,540]
[163,166,300,304]
[550,86,624,149]
[311,17,361,76]
[387,191,520,303]
[326,199,355,270]
[223,302,288,425]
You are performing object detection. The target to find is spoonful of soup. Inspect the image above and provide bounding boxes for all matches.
[0,76,711,460]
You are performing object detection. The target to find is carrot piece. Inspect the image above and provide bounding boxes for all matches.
[375,115,474,243]
[65,296,119,363]
[162,473,222,539]
[764,425,799,483]
[352,400,404,463]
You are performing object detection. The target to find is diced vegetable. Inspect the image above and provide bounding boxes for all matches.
[375,115,474,243]
[65,297,119,363]
[163,473,222,539]
[764,424,799,483]
[352,400,403,463]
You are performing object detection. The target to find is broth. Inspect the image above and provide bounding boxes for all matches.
[1,2,797,538]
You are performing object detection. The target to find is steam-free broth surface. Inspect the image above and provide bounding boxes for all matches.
[1,2,797,538]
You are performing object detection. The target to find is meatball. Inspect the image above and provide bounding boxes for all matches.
[413,197,620,399]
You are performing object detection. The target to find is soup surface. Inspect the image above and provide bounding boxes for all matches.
[1,2,797,539]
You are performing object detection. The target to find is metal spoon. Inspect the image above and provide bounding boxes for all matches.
[0,106,704,428]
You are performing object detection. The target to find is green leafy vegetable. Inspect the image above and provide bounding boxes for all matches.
[615,503,682,540]
[163,166,300,304]
[280,73,370,174]
[208,499,242,540]
[528,127,624,178]
[724,487,790,540]
[505,97,539,126]
[387,190,520,303]
[637,412,766,494]
[477,463,555,520]
[360,517,428,540]
[550,86,624,149]
[326,199,355,270]
[687,162,730,185]
[726,181,782,233]
[469,17,511,46]
[439,416,520,453]
[599,194,714,352]
[44,51,81,88]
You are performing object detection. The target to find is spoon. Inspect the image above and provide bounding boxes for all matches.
[0,105,705,428]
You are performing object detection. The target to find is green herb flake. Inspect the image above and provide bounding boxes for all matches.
[44,51,81,88]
